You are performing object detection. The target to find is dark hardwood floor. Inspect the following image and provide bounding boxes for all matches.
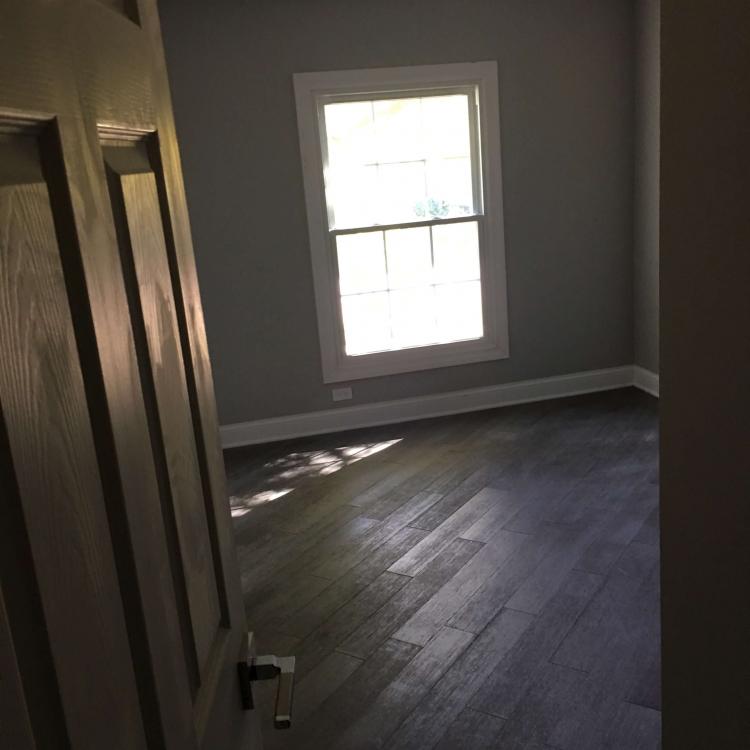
[225,388,660,749]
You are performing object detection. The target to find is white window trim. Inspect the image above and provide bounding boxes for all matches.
[294,61,509,384]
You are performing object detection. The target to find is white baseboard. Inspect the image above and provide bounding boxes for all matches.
[220,365,643,449]
[633,366,660,397]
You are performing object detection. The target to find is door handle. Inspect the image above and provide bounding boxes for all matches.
[238,635,296,729]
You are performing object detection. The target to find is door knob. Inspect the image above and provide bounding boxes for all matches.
[238,635,296,729]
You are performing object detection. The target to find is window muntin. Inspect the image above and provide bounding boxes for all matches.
[319,88,485,358]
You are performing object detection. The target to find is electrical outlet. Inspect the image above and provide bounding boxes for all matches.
[332,386,353,402]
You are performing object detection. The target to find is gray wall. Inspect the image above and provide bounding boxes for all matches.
[633,0,660,373]
[660,1,750,745]
[160,0,635,426]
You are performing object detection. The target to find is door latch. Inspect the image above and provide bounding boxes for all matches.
[238,635,296,729]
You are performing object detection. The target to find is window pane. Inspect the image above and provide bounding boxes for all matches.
[325,101,376,167]
[377,162,426,224]
[385,226,432,289]
[328,164,378,228]
[390,287,437,348]
[432,221,481,283]
[422,95,471,158]
[336,232,387,295]
[435,281,483,342]
[341,292,391,355]
[374,98,423,163]
[426,157,474,217]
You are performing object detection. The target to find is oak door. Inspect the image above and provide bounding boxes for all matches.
[0,1,260,748]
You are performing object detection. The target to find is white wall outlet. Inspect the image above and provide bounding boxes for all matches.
[332,386,353,402]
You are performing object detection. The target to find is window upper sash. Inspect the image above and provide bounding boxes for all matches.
[316,85,484,232]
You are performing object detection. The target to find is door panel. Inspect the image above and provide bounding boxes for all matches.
[0,1,260,747]
[105,142,223,675]
[57,119,201,750]
[0,127,147,749]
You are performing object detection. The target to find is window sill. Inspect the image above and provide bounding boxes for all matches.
[322,336,509,383]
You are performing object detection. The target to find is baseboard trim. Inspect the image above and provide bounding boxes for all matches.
[220,365,643,448]
[633,366,660,398]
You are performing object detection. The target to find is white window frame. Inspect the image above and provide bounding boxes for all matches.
[294,61,509,383]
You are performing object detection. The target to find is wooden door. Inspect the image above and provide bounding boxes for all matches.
[0,1,261,748]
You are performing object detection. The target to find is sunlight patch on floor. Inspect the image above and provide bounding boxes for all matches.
[230,438,401,517]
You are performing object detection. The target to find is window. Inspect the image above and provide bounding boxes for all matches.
[294,62,508,382]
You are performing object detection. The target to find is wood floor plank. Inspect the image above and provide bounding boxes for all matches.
[347,461,436,512]
[499,561,648,742]
[387,608,533,749]
[542,659,657,750]
[294,639,421,750]
[345,427,462,515]
[234,468,360,538]
[470,569,603,719]
[287,650,362,726]
[602,701,661,749]
[632,505,660,547]
[338,537,482,659]
[410,465,498,531]
[246,513,383,603]
[447,527,564,633]
[585,406,657,483]
[502,517,608,615]
[627,645,661,712]
[538,553,661,749]
[308,491,440,580]
[494,659,588,749]
[278,526,428,640]
[388,487,500,576]
[359,449,476,521]
[293,571,410,680]
[624,563,662,712]
[236,526,299,575]
[273,487,370,536]
[540,474,633,528]
[459,488,530,542]
[432,708,506,750]
[552,541,659,673]
[393,530,528,646]
[263,651,363,750]
[499,476,583,535]
[333,627,475,750]
[503,480,656,616]
[253,447,401,536]
[245,573,333,630]
[239,504,364,595]
[573,482,657,576]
